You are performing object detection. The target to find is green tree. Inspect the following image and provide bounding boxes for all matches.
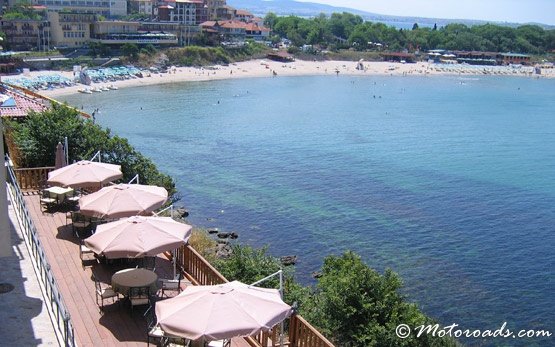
[299,252,458,347]
[88,42,111,57]
[516,25,545,53]
[140,43,157,56]
[264,12,278,30]
[328,12,363,40]
[213,245,282,288]
[5,104,177,200]
[121,43,139,59]
[3,0,43,20]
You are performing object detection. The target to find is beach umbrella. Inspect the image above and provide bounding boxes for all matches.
[47,160,122,188]
[84,216,192,258]
[54,142,66,169]
[78,183,168,219]
[155,281,292,341]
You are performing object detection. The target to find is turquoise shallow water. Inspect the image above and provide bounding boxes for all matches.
[61,74,555,345]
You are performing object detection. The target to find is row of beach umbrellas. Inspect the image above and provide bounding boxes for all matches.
[46,149,292,343]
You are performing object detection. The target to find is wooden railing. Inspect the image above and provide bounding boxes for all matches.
[249,328,288,347]
[14,166,55,190]
[288,315,334,347]
[177,245,227,285]
[177,244,336,347]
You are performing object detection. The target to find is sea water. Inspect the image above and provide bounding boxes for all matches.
[61,75,555,345]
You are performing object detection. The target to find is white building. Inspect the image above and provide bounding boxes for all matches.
[31,0,127,17]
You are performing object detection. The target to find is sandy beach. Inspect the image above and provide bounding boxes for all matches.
[10,59,553,98]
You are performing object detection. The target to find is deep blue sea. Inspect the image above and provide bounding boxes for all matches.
[61,74,555,345]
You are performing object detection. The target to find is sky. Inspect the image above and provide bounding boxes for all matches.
[296,0,555,25]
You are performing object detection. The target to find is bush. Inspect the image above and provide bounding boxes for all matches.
[299,252,458,347]
[164,44,270,67]
[211,246,458,346]
[213,244,283,288]
[5,104,177,200]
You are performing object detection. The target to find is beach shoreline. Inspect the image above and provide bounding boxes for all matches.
[8,59,554,98]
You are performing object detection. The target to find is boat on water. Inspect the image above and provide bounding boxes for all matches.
[78,88,92,94]
[108,84,118,90]
[90,86,102,92]
[100,85,110,91]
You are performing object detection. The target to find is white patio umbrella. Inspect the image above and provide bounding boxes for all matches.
[47,160,122,188]
[155,281,292,341]
[78,183,168,219]
[84,216,192,258]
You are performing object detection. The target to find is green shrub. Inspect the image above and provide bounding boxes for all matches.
[5,104,177,200]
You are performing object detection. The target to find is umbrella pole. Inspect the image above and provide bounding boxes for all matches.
[173,249,176,279]
[64,136,69,164]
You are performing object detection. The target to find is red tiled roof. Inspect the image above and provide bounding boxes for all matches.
[0,88,49,118]
[199,20,217,27]
[245,22,270,32]
[235,9,252,16]
[201,20,269,31]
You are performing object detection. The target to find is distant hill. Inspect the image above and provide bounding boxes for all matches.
[227,0,554,29]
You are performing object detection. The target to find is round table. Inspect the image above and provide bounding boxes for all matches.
[111,268,158,296]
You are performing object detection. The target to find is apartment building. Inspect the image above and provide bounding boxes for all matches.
[31,0,127,17]
[204,0,225,20]
[128,0,155,18]
[47,11,96,48]
[0,18,51,51]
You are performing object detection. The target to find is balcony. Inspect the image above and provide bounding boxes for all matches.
[7,166,335,347]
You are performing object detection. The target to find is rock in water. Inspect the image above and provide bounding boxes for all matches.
[175,208,189,218]
[280,255,297,266]
[312,271,323,279]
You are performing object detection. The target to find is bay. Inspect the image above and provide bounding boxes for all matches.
[61,74,555,344]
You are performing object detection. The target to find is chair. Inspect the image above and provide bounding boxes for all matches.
[206,339,230,347]
[39,189,56,212]
[159,273,183,298]
[129,286,151,313]
[65,189,81,209]
[142,256,156,272]
[144,306,168,346]
[167,337,191,346]
[71,211,92,239]
[93,271,119,312]
[79,239,95,269]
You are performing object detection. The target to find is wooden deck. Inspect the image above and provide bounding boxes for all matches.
[23,191,249,347]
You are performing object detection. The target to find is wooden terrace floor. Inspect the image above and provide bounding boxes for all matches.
[24,191,249,347]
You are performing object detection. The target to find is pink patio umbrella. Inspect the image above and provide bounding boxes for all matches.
[155,281,293,341]
[84,216,192,258]
[78,183,168,219]
[54,142,66,169]
[47,160,122,188]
